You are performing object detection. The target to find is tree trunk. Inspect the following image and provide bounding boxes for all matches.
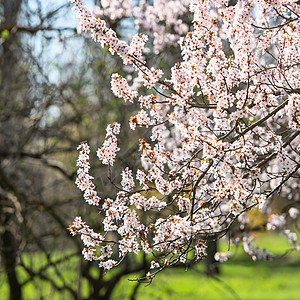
[0,3,23,299]
[205,240,219,276]
[0,223,22,300]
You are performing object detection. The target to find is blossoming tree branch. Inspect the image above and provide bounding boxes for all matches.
[67,0,300,280]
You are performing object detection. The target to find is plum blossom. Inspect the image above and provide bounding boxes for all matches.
[129,109,152,130]
[98,0,132,21]
[99,259,117,270]
[215,252,231,262]
[289,208,300,219]
[75,142,100,206]
[150,260,160,269]
[111,74,138,103]
[69,0,300,275]
[286,94,300,130]
[82,247,97,261]
[266,214,286,231]
[121,168,135,192]
[243,236,273,261]
[97,122,120,166]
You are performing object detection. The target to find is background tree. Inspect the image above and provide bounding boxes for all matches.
[0,0,153,298]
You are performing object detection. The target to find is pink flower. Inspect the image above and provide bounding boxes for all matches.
[69,0,300,272]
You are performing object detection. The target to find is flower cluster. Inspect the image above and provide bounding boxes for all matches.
[214,252,231,262]
[69,0,300,277]
[70,0,164,89]
[121,168,135,192]
[286,94,300,130]
[129,193,166,211]
[75,142,100,206]
[96,122,120,166]
[97,0,132,21]
[129,109,152,130]
[68,216,103,247]
[111,74,138,103]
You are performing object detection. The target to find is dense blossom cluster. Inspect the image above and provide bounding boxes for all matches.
[92,0,190,53]
[94,0,132,21]
[96,122,120,166]
[75,142,100,206]
[70,0,163,88]
[68,0,300,278]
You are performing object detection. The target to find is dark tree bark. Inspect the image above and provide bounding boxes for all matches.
[0,204,22,300]
[205,240,219,276]
[1,0,22,86]
[0,1,23,299]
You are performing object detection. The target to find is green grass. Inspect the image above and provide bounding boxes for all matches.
[1,233,300,299]
[114,234,300,300]
[117,260,300,300]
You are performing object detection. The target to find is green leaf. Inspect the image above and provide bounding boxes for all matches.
[1,29,10,40]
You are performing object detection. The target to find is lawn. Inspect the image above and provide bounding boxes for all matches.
[1,233,300,299]
[115,258,300,300]
[114,234,300,300]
